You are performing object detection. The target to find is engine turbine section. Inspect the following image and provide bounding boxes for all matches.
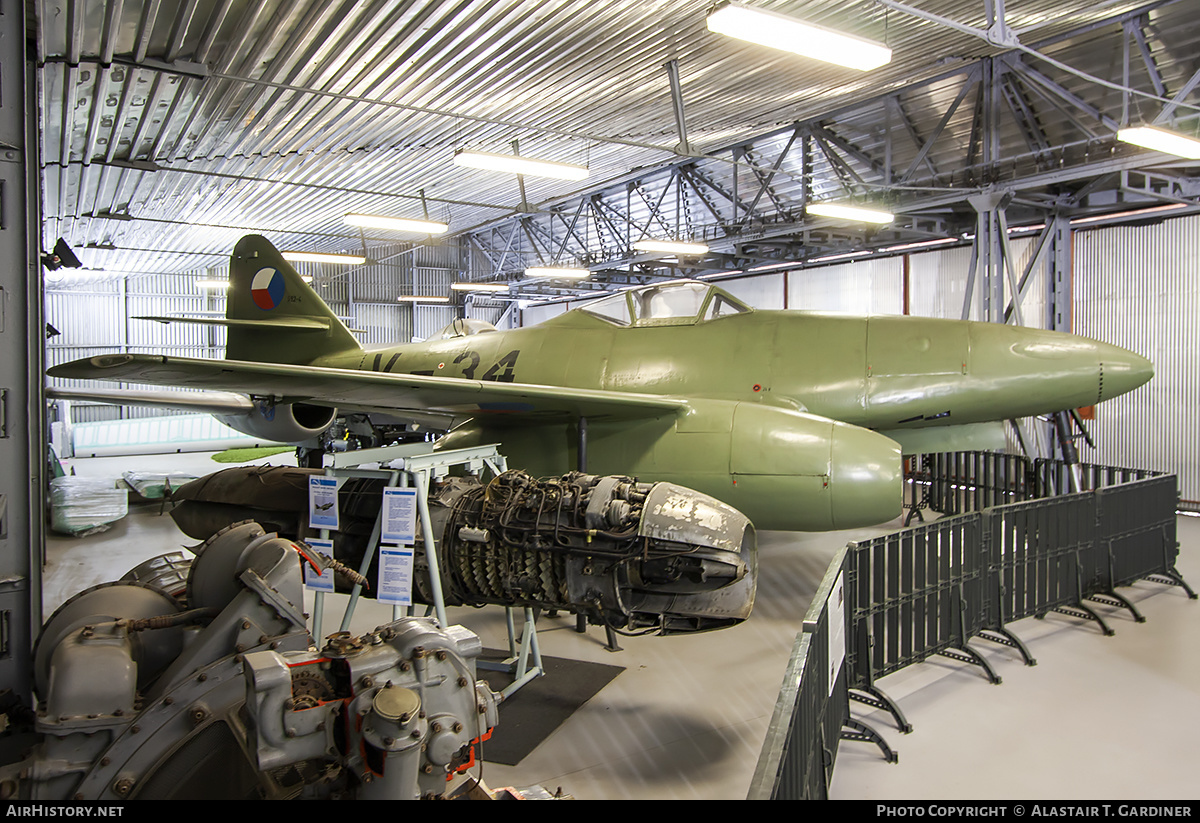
[335,470,757,633]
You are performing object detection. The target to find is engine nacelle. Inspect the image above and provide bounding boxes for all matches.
[439,398,903,531]
[215,400,337,443]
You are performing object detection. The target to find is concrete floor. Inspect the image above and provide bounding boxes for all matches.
[42,451,1199,800]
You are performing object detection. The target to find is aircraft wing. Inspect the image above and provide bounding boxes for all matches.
[47,386,256,416]
[48,353,690,421]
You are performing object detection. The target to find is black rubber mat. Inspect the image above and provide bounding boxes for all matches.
[476,650,623,765]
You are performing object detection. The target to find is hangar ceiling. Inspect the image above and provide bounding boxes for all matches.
[34,0,1200,300]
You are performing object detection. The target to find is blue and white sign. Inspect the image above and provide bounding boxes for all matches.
[308,476,340,530]
[378,546,414,606]
[381,487,418,544]
[303,538,336,592]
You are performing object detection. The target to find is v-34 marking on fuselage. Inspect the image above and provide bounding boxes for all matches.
[49,235,1153,531]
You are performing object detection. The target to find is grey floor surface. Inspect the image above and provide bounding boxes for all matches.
[43,451,1199,800]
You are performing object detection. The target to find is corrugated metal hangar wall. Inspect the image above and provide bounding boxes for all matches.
[45,213,1199,506]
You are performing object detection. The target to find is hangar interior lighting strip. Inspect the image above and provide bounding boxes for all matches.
[451,282,510,292]
[706,2,892,71]
[1069,203,1187,226]
[525,266,591,279]
[807,202,895,224]
[344,214,449,234]
[454,149,589,181]
[1117,126,1200,159]
[633,239,710,255]
[396,295,450,303]
[281,251,367,265]
[195,277,311,289]
[879,237,959,253]
[809,250,872,264]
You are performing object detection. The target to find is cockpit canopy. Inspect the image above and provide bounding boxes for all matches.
[433,317,499,339]
[578,281,751,327]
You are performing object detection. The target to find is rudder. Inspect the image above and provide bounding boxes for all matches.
[226,235,361,365]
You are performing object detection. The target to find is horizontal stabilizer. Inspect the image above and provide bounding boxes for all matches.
[134,315,331,332]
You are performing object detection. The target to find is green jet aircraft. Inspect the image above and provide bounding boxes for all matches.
[50,235,1153,531]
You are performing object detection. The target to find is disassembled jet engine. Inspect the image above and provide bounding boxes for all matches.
[394,470,757,634]
[171,467,757,634]
[2,522,499,800]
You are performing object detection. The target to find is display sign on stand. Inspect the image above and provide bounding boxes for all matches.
[381,487,417,544]
[303,537,336,592]
[378,546,415,606]
[308,476,340,530]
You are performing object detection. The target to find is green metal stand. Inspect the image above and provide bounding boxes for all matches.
[308,443,544,696]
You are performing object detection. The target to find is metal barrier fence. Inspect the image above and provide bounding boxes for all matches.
[748,548,895,799]
[747,548,847,800]
[906,451,1164,517]
[753,460,1192,800]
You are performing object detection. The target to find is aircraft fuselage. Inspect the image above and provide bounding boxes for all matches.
[316,309,1150,434]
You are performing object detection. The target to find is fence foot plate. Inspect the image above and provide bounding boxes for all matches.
[841,718,898,764]
[1087,591,1145,623]
[1146,570,1198,600]
[1042,603,1115,636]
[978,627,1036,666]
[938,644,1001,684]
[850,686,913,734]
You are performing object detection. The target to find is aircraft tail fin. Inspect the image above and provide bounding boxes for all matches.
[224,235,362,365]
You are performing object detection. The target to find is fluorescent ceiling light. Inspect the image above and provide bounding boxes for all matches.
[809,250,871,264]
[281,251,367,265]
[525,266,590,279]
[344,214,448,234]
[396,295,450,303]
[879,238,958,253]
[454,150,589,181]
[451,282,510,292]
[1117,126,1200,159]
[707,2,892,71]
[196,279,230,290]
[1069,203,1186,226]
[633,239,710,255]
[300,275,313,284]
[807,202,895,224]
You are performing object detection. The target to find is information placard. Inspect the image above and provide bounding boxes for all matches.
[378,546,414,606]
[302,538,335,592]
[308,476,340,530]
[381,487,418,544]
[826,570,846,696]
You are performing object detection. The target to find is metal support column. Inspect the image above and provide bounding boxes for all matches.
[965,189,1014,324]
[1047,213,1074,461]
[0,0,39,702]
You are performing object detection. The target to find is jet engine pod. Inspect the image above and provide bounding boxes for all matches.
[728,403,903,530]
[214,400,336,443]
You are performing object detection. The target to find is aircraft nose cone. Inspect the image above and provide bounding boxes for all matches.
[1098,344,1154,401]
[829,424,903,529]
